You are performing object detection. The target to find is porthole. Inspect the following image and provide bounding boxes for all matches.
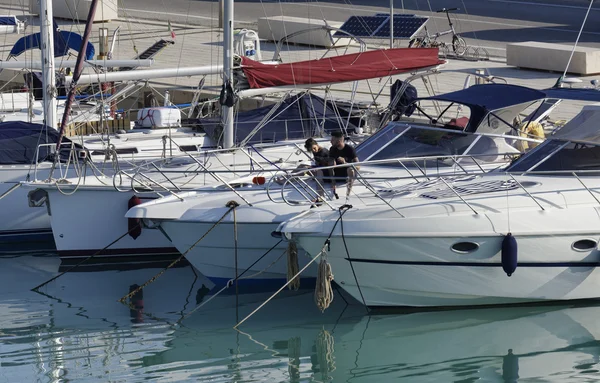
[451,241,479,254]
[572,239,597,252]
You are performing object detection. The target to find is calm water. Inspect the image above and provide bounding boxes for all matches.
[1,255,600,382]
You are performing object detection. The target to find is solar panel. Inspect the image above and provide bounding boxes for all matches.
[333,14,429,39]
[374,16,429,39]
[333,16,387,38]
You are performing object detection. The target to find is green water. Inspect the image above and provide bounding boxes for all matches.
[1,255,600,382]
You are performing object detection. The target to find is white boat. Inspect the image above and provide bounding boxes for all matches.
[21,27,450,259]
[0,116,218,252]
[125,83,560,286]
[0,0,221,250]
[25,139,331,259]
[279,102,600,308]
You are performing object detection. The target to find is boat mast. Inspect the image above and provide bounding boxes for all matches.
[39,0,57,128]
[54,0,98,152]
[389,0,394,48]
[222,0,234,149]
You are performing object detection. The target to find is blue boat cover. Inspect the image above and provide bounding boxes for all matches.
[198,93,362,145]
[543,87,600,102]
[0,17,17,25]
[418,84,547,132]
[0,121,74,164]
[9,22,95,60]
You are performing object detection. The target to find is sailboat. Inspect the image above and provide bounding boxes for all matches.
[19,0,446,259]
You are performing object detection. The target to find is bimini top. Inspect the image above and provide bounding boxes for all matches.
[239,48,444,89]
[418,83,548,132]
[0,121,74,165]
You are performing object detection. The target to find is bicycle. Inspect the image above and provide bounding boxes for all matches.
[408,8,467,57]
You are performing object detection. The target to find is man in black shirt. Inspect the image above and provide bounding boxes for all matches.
[329,131,358,178]
[329,131,359,198]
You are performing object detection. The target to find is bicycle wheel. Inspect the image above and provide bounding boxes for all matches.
[452,35,467,56]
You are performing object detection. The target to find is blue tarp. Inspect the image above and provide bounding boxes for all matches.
[9,24,94,59]
[0,121,74,164]
[198,93,362,145]
[418,84,548,132]
[543,87,600,102]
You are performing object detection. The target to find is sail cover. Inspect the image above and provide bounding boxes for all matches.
[240,48,443,89]
[0,122,76,164]
[9,23,95,60]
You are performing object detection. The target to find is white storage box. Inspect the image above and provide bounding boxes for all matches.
[135,107,181,128]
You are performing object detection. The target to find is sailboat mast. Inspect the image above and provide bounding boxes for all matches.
[389,0,394,48]
[222,0,234,149]
[54,0,98,152]
[39,0,57,128]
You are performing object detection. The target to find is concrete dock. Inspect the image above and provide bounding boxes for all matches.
[0,3,595,125]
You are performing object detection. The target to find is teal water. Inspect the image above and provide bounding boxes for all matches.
[1,255,600,382]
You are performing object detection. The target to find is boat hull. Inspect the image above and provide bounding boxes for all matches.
[0,166,57,251]
[292,200,600,307]
[43,186,179,260]
[162,220,317,285]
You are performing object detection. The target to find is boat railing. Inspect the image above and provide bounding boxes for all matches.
[281,159,600,217]
[274,152,525,211]
[33,142,89,181]
[109,138,310,200]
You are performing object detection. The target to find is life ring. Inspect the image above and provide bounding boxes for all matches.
[516,121,545,151]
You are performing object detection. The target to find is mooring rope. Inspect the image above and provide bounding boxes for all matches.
[176,239,284,323]
[315,253,334,312]
[339,205,369,311]
[32,221,142,291]
[118,202,239,303]
[234,205,353,328]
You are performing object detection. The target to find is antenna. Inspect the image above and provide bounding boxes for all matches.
[555,0,594,88]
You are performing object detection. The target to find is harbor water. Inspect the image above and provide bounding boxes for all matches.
[1,254,600,382]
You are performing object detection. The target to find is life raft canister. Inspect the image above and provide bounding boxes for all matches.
[128,196,143,239]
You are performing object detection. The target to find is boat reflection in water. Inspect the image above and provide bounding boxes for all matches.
[1,255,600,382]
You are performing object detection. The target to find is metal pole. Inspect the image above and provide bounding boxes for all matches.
[222,0,235,149]
[39,0,57,129]
[389,0,394,48]
[54,0,99,153]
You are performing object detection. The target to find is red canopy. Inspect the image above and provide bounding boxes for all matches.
[240,48,443,89]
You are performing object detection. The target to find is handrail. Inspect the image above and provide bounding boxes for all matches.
[280,154,600,218]
[274,151,525,210]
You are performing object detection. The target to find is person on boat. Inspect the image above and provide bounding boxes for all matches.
[329,131,359,198]
[304,138,330,166]
[304,138,334,200]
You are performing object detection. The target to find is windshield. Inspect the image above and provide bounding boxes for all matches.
[357,124,524,167]
[506,140,600,173]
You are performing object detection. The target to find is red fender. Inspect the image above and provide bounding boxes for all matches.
[127,196,143,239]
